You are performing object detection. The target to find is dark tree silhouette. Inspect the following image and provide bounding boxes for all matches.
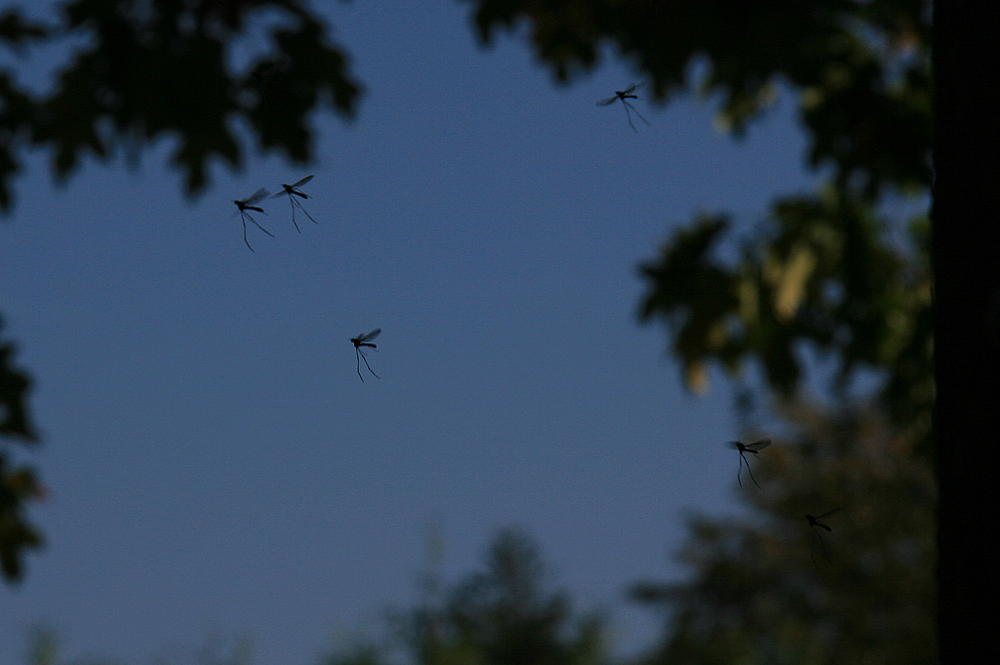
[0,1,360,209]
[0,318,42,582]
[320,528,606,665]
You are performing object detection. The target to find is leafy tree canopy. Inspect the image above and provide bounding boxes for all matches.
[463,0,932,449]
[0,0,361,211]
[465,0,930,196]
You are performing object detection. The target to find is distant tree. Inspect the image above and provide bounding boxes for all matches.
[321,528,607,665]
[0,0,361,583]
[18,625,251,665]
[630,400,936,665]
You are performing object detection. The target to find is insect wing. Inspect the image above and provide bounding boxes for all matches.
[358,328,381,343]
[290,175,314,189]
[744,438,771,451]
[622,83,639,95]
[597,96,619,106]
[241,188,270,206]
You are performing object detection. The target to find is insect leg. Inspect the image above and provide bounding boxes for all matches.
[745,454,762,489]
[626,101,651,126]
[288,195,301,233]
[241,213,255,252]
[622,101,638,132]
[359,348,380,380]
[253,218,274,237]
[810,528,829,568]
[294,198,318,225]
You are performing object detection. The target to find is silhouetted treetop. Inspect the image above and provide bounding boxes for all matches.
[0,0,361,212]
[464,0,930,198]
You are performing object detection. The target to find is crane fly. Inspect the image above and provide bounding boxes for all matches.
[806,508,842,567]
[233,188,273,251]
[271,175,317,233]
[351,328,381,381]
[597,83,651,132]
[728,438,770,488]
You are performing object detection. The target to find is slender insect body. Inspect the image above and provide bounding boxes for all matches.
[597,83,651,132]
[272,175,317,232]
[728,438,770,488]
[806,508,842,567]
[351,328,381,381]
[233,188,273,251]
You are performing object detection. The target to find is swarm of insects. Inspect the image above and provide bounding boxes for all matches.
[597,83,651,132]
[351,328,381,381]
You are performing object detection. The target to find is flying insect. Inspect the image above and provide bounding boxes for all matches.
[597,83,651,132]
[728,438,771,488]
[233,189,273,251]
[272,175,317,233]
[806,508,842,567]
[350,328,381,381]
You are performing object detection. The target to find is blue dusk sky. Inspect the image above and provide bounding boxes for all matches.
[1,1,823,663]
